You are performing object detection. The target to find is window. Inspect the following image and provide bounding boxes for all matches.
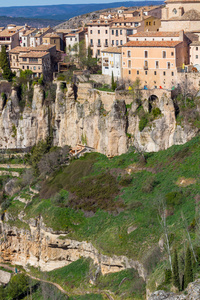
[173,8,177,14]
[129,70,131,74]
[128,60,131,68]
[98,39,101,46]
[112,40,114,45]
[30,58,38,62]
[23,58,27,61]
[97,50,100,55]
[90,39,93,45]
[127,50,131,57]
[154,71,157,75]
[22,66,24,69]
[171,71,174,76]
[120,30,122,35]
[33,66,36,70]
[154,21,155,25]
[112,30,114,35]
[163,71,166,76]
[196,55,198,59]
[116,40,119,46]
[135,22,138,27]
[120,40,123,45]
[196,47,198,51]
[144,50,148,58]
[144,60,148,68]
[90,30,92,34]
[105,39,108,46]
[162,51,166,58]
[155,61,159,68]
[171,52,174,56]
[105,30,108,34]
[116,30,118,36]
[145,71,148,75]
[137,70,139,75]
[98,30,100,34]
[167,62,170,69]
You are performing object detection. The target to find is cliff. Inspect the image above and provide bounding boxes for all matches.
[0,80,198,156]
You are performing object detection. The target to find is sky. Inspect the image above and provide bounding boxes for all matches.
[0,0,145,6]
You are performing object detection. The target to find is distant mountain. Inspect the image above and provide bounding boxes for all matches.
[0,1,164,21]
[0,16,61,28]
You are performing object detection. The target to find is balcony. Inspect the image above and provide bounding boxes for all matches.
[143,66,148,70]
[97,43,101,47]
[104,43,108,47]
[89,43,94,47]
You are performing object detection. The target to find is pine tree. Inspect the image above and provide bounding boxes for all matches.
[111,71,116,91]
[184,246,193,289]
[0,46,13,81]
[172,249,180,290]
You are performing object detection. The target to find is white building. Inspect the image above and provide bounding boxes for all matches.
[101,47,122,79]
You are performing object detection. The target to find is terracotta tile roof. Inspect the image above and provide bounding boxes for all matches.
[190,41,200,46]
[130,31,180,37]
[34,44,56,51]
[23,29,37,37]
[112,16,142,23]
[101,47,122,53]
[43,32,60,38]
[9,46,32,53]
[19,51,49,58]
[35,27,51,37]
[123,40,182,47]
[87,20,112,26]
[0,29,18,37]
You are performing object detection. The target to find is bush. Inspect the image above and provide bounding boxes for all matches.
[142,176,158,193]
[152,107,161,118]
[6,273,29,299]
[165,191,183,208]
[139,116,148,131]
[118,174,132,186]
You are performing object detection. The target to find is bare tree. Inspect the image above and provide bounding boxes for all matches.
[181,211,197,263]
[158,198,172,271]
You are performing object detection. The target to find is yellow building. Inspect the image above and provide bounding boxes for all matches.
[42,32,61,50]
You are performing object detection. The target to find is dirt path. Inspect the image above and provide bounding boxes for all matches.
[0,164,30,169]
[26,274,69,296]
[0,263,114,299]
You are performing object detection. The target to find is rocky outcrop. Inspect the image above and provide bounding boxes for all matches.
[0,219,147,281]
[0,81,198,156]
[149,280,200,300]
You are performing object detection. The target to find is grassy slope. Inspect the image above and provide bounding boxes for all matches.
[4,135,200,298]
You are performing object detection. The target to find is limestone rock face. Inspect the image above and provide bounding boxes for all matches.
[0,220,147,281]
[0,82,198,155]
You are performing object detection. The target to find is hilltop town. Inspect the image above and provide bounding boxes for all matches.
[0,1,200,91]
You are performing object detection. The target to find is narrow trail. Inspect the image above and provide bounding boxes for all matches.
[0,263,114,299]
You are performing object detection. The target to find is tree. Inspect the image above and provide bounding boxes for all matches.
[0,46,13,81]
[184,246,193,289]
[158,198,172,271]
[111,71,116,91]
[172,248,180,290]
[129,77,143,102]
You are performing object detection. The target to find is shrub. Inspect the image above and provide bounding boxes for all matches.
[139,116,148,131]
[165,191,182,208]
[142,176,158,193]
[119,174,132,186]
[164,269,172,284]
[152,107,161,118]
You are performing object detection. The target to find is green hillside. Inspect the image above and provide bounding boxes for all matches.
[1,135,200,298]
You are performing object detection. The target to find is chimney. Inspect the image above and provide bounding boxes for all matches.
[179,30,184,41]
